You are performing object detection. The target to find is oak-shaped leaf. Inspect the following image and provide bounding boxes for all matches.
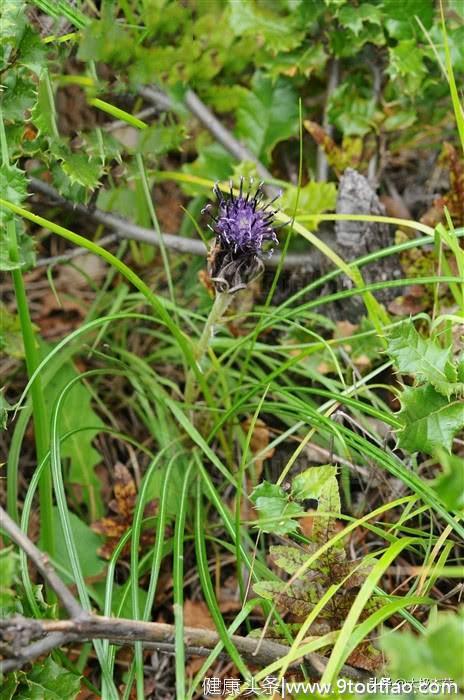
[252,580,318,617]
[269,544,318,576]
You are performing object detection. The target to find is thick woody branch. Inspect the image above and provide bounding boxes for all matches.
[0,506,367,680]
[0,615,368,680]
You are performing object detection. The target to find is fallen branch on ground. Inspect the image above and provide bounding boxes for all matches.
[0,506,367,680]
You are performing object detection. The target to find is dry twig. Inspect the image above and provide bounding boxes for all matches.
[0,505,367,680]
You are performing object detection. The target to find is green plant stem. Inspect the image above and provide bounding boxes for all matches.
[9,257,53,547]
[184,292,233,407]
[0,110,53,555]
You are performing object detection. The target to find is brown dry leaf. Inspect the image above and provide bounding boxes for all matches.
[92,462,157,559]
[388,285,429,316]
[347,641,384,672]
[184,599,215,630]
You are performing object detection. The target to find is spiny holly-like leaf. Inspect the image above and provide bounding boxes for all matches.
[31,74,57,137]
[1,74,37,121]
[328,76,377,136]
[397,384,464,455]
[0,165,27,205]
[17,26,47,74]
[387,39,427,95]
[234,72,298,163]
[252,580,317,617]
[291,465,338,502]
[61,152,103,190]
[250,481,303,535]
[388,322,457,395]
[0,1,26,50]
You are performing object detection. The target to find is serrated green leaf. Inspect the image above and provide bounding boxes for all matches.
[270,544,316,575]
[1,74,37,121]
[30,74,56,137]
[388,322,457,395]
[234,72,298,162]
[228,1,304,52]
[0,165,28,205]
[397,385,464,455]
[291,465,338,501]
[250,480,304,535]
[328,77,377,136]
[383,0,434,40]
[137,123,187,156]
[18,26,47,74]
[338,3,383,36]
[382,608,464,685]
[10,656,81,699]
[0,0,26,49]
[61,153,103,190]
[387,40,427,95]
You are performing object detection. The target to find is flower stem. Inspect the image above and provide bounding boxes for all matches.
[184,292,232,408]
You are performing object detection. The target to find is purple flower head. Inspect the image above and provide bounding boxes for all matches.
[202,178,281,293]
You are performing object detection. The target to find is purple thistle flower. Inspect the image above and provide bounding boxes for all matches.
[202,178,281,293]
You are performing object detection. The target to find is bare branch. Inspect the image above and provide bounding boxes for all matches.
[139,86,275,185]
[0,507,84,619]
[0,615,369,680]
[317,58,339,183]
[0,507,368,680]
